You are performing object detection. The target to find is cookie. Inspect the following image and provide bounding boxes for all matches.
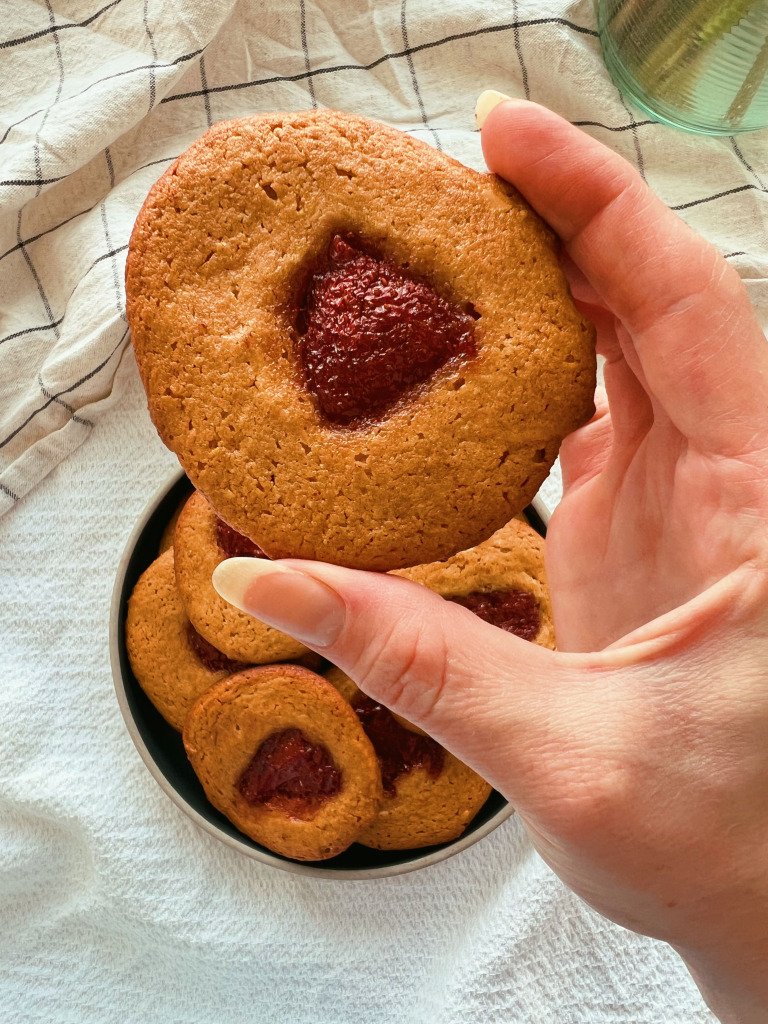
[326,667,491,850]
[174,490,310,664]
[126,549,246,730]
[158,495,186,554]
[395,516,556,648]
[183,666,383,860]
[127,109,596,570]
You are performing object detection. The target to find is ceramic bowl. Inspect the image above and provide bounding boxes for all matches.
[110,469,550,878]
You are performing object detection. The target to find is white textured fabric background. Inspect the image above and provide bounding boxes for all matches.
[2,0,767,1021]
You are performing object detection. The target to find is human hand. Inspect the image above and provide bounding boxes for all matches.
[482,102,768,655]
[212,100,768,1022]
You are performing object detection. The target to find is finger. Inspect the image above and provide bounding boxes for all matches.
[604,336,654,450]
[482,99,768,456]
[560,251,655,446]
[573,300,621,360]
[560,387,613,492]
[560,251,622,361]
[211,556,588,797]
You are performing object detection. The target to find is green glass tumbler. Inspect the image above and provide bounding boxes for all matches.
[598,0,768,134]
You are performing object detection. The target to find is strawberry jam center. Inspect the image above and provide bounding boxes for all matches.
[185,623,247,673]
[452,588,540,640]
[297,235,476,425]
[353,695,444,796]
[215,517,268,559]
[237,728,341,807]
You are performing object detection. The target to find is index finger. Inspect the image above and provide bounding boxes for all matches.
[481,99,768,456]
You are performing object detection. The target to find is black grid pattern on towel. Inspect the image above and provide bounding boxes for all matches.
[1,4,766,505]
[299,0,318,109]
[400,0,441,150]
[1,0,124,49]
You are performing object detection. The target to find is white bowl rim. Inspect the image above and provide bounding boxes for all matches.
[110,468,550,880]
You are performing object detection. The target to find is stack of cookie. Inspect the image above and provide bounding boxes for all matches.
[127,490,555,860]
[126,491,315,734]
[124,110,595,861]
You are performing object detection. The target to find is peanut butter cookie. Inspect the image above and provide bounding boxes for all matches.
[174,490,309,664]
[126,549,246,731]
[158,496,185,554]
[183,666,383,860]
[395,516,555,648]
[326,667,491,850]
[127,109,595,570]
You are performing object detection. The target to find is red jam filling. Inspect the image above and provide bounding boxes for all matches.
[352,695,444,796]
[452,588,540,640]
[215,517,268,559]
[237,728,342,807]
[297,235,476,424]
[185,623,247,673]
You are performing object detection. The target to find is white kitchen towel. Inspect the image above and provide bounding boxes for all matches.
[1,1,766,1022]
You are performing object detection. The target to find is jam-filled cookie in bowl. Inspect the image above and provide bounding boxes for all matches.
[183,665,383,861]
[126,549,247,732]
[173,491,310,665]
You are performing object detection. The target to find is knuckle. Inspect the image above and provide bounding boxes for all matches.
[531,752,634,845]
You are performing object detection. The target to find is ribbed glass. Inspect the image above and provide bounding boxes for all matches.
[598,0,768,134]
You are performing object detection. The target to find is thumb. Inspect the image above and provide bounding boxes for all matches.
[211,556,589,797]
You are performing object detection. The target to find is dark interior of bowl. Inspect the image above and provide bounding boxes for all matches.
[115,474,546,871]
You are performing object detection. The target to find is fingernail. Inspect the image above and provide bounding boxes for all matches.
[212,558,346,647]
[475,89,514,129]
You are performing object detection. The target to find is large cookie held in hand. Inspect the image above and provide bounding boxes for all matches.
[127,110,595,569]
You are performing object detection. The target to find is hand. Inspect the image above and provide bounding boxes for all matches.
[212,100,768,1023]
[500,106,768,654]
